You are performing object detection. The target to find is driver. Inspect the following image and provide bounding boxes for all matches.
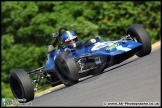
[62,30,82,49]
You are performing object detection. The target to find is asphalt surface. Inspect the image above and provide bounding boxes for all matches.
[31,48,161,106]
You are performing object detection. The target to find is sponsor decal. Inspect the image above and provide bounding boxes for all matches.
[106,43,119,50]
[91,42,113,51]
[94,57,101,64]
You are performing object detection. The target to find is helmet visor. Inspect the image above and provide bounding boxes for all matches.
[65,36,77,44]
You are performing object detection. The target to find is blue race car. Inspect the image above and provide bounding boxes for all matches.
[9,24,151,103]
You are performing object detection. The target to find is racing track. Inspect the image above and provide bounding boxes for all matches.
[31,48,161,106]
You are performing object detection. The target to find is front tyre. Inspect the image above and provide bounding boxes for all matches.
[9,69,34,103]
[126,24,152,57]
[55,51,79,87]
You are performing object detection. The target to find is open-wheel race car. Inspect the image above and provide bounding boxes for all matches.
[9,24,151,103]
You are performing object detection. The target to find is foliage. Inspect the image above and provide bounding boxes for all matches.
[1,1,161,99]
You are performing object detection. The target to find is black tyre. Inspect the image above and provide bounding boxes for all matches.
[9,69,34,103]
[126,24,152,57]
[55,51,79,86]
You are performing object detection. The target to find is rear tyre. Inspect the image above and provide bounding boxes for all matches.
[126,24,152,57]
[55,51,79,86]
[9,69,34,103]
